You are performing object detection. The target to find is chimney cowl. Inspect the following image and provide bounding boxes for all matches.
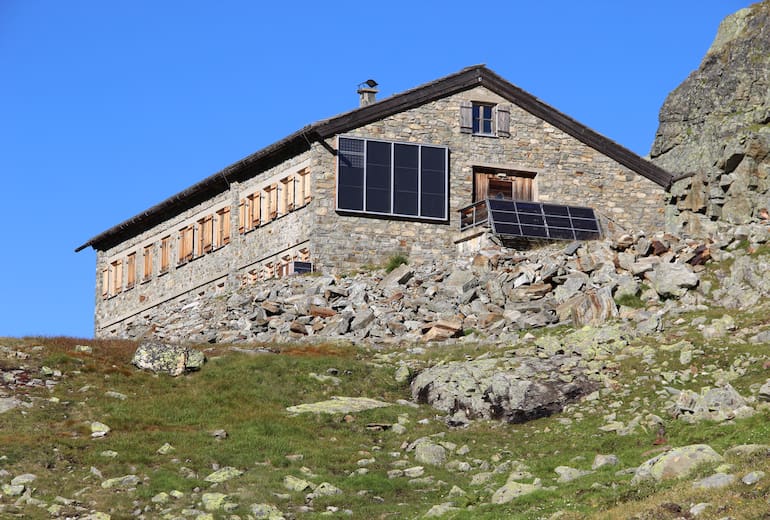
[357,79,379,107]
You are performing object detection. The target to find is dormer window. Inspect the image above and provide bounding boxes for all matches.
[460,100,510,138]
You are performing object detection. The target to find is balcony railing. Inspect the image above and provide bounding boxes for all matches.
[458,200,490,231]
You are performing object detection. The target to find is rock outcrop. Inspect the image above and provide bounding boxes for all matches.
[651,2,770,236]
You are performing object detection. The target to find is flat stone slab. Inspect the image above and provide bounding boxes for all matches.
[286,396,390,414]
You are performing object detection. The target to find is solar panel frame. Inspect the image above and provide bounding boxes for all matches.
[486,199,601,241]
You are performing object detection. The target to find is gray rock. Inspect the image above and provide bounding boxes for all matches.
[555,466,593,483]
[592,454,619,470]
[350,309,375,332]
[632,444,723,484]
[414,443,447,466]
[101,474,140,489]
[646,263,699,298]
[692,472,735,489]
[490,480,540,504]
[203,466,243,483]
[0,397,21,414]
[131,341,206,376]
[742,470,765,485]
[423,502,460,517]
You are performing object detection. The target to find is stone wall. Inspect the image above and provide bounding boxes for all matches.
[95,151,314,337]
[310,85,665,272]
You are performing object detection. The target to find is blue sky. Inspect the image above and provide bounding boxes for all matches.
[0,1,749,338]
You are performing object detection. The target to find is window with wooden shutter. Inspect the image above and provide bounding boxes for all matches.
[102,268,110,298]
[111,259,123,294]
[142,245,153,281]
[282,175,296,213]
[238,199,246,233]
[299,168,311,204]
[216,207,231,247]
[264,185,278,222]
[178,226,193,264]
[160,236,170,273]
[460,100,472,133]
[248,193,260,228]
[197,216,213,254]
[126,253,136,289]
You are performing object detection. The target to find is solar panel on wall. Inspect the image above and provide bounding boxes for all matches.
[487,199,600,241]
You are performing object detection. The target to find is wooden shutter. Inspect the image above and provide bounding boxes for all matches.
[126,253,136,288]
[459,100,472,133]
[249,194,260,228]
[112,260,122,293]
[217,207,231,246]
[238,199,246,233]
[143,246,153,280]
[497,104,511,137]
[160,237,170,272]
[513,177,533,201]
[102,268,110,297]
[299,168,311,203]
[198,216,213,253]
[474,172,490,202]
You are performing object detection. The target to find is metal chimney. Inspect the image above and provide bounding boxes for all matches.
[357,79,378,107]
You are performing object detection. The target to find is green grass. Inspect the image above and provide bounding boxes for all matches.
[3,299,770,519]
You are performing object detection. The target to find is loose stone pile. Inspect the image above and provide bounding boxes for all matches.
[117,222,770,346]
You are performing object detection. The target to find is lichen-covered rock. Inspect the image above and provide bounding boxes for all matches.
[202,492,228,511]
[490,480,540,504]
[414,443,447,466]
[251,503,286,519]
[652,3,770,235]
[203,466,243,483]
[632,445,723,484]
[101,474,140,489]
[286,396,390,414]
[411,352,598,423]
[131,341,205,376]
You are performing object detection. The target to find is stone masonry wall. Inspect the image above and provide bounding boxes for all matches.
[310,85,666,272]
[95,151,313,337]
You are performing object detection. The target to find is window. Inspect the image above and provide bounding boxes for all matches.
[216,207,231,247]
[126,253,136,289]
[102,268,109,298]
[160,236,171,273]
[142,245,153,281]
[460,101,511,137]
[281,176,295,214]
[337,136,448,220]
[298,168,311,204]
[265,184,278,221]
[473,103,494,134]
[238,199,246,233]
[248,193,261,229]
[111,259,123,294]
[178,226,194,264]
[197,216,213,254]
[474,168,536,202]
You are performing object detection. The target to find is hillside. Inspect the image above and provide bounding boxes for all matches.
[3,231,770,519]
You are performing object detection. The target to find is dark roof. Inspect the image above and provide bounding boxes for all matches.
[76,64,674,252]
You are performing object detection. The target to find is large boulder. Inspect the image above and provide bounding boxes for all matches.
[651,3,770,235]
[131,341,206,376]
[411,355,597,424]
[632,444,723,484]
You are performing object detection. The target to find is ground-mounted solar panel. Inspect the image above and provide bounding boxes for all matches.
[486,199,600,241]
